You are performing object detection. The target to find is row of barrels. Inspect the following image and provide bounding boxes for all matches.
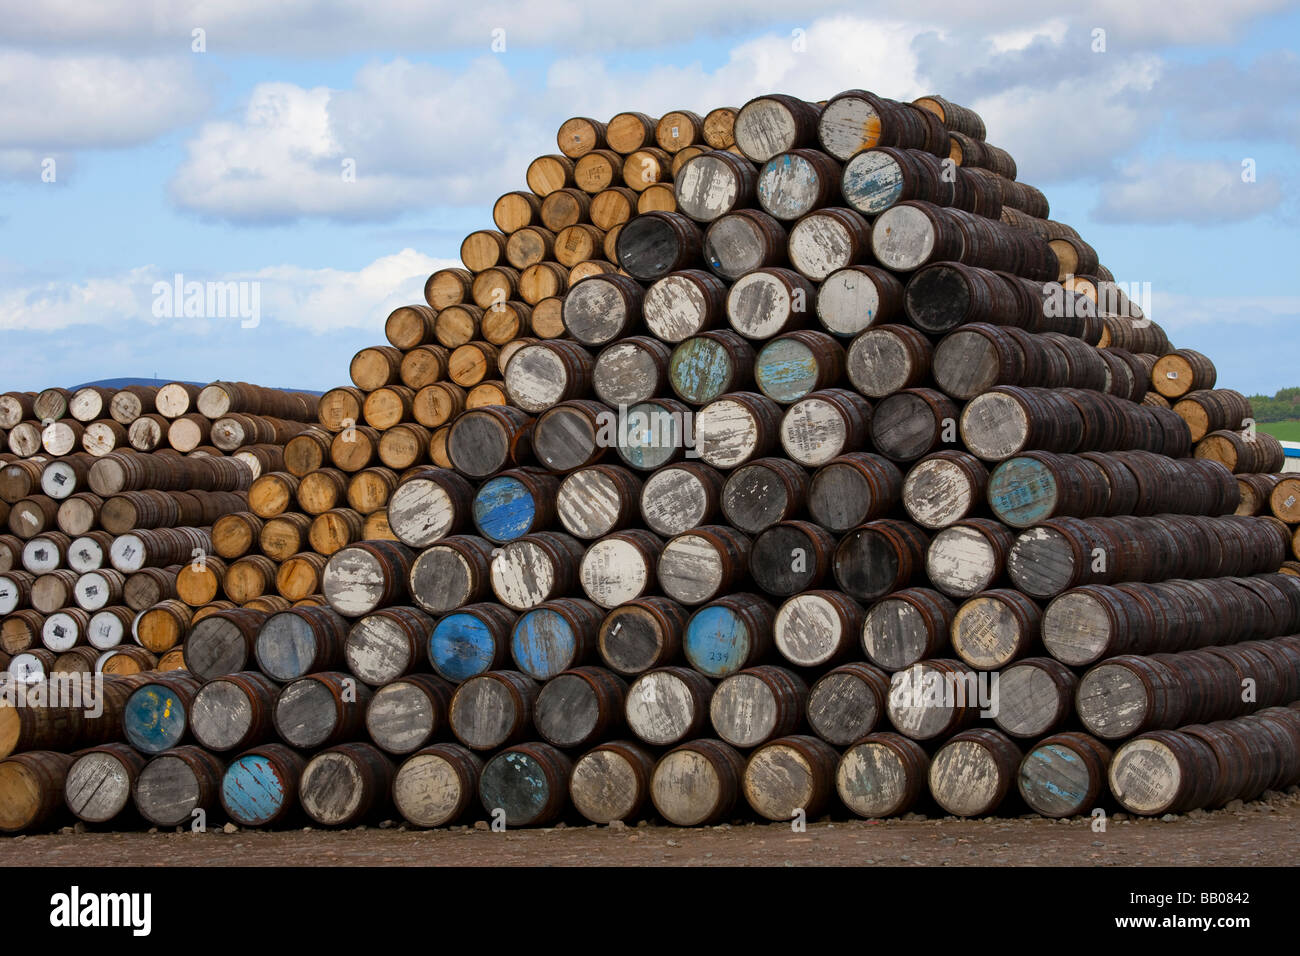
[8,699,1298,832]
[0,382,319,430]
[4,415,310,461]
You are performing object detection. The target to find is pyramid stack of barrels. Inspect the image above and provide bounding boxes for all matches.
[4,90,1300,837]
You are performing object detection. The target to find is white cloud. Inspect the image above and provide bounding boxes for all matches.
[0,250,455,333]
[1092,157,1283,224]
[169,58,535,221]
[1,0,1287,53]
[0,51,207,150]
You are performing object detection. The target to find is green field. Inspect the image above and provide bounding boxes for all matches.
[1257,421,1300,441]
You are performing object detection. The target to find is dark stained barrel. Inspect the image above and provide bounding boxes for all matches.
[720,457,807,534]
[174,608,268,680]
[616,211,703,281]
[704,209,787,279]
[832,518,929,601]
[805,661,891,746]
[123,674,202,754]
[861,587,956,671]
[807,453,902,533]
[870,388,958,462]
[478,742,573,827]
[598,597,689,676]
[534,666,628,749]
[749,520,836,596]
[446,406,534,479]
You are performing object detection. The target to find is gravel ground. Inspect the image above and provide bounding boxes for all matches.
[5,789,1297,867]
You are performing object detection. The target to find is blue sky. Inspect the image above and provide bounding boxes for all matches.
[1,0,1298,394]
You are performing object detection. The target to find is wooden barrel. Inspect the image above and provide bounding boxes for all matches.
[502,340,593,414]
[427,603,516,682]
[734,94,820,162]
[755,148,841,221]
[133,598,192,653]
[704,209,787,279]
[343,605,432,686]
[1108,730,1221,816]
[534,665,628,749]
[1195,428,1285,474]
[718,457,805,535]
[832,518,929,600]
[836,731,929,818]
[489,531,584,611]
[650,738,746,826]
[478,742,572,827]
[365,674,454,756]
[1152,349,1215,398]
[959,386,1084,462]
[598,597,688,676]
[885,658,981,741]
[123,673,202,753]
[220,743,306,827]
[1016,731,1112,818]
[814,268,905,341]
[682,592,775,678]
[871,201,965,271]
[701,107,738,149]
[624,665,713,746]
[298,742,394,827]
[469,469,559,545]
[668,331,755,406]
[673,151,757,222]
[901,451,987,529]
[569,739,656,824]
[532,401,609,473]
[253,605,348,681]
[643,270,729,343]
[769,590,860,669]
[321,540,413,617]
[572,150,622,194]
[0,751,75,832]
[579,530,662,609]
[507,598,603,680]
[695,392,782,469]
[611,204,703,275]
[63,742,149,823]
[448,670,538,751]
[387,466,474,549]
[743,734,839,821]
[869,387,958,462]
[558,465,643,539]
[805,453,901,534]
[407,535,494,616]
[950,589,1042,671]
[861,587,956,671]
[272,671,371,749]
[710,665,807,748]
[657,524,750,605]
[928,728,1023,816]
[725,268,814,341]
[748,520,835,597]
[31,568,80,613]
[1173,389,1251,442]
[593,337,672,407]
[753,331,845,406]
[559,274,643,347]
[129,745,225,827]
[189,670,279,752]
[86,606,135,650]
[1075,655,1187,740]
[787,207,871,281]
[392,742,483,827]
[803,660,891,747]
[24,532,69,574]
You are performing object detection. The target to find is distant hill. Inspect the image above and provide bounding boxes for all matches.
[71,377,324,395]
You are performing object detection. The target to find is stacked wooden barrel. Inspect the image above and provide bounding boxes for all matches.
[3,90,1300,836]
